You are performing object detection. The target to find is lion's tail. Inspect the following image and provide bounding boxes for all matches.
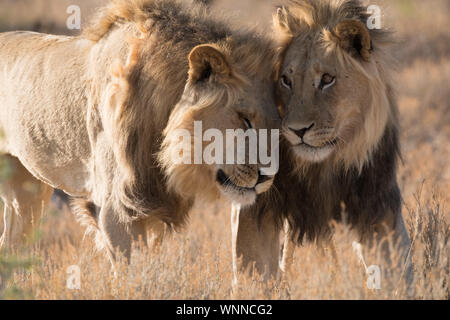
[71,198,106,252]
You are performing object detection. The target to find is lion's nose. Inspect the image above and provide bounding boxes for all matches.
[289,122,315,139]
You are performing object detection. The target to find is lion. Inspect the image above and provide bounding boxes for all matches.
[0,0,280,263]
[231,0,413,289]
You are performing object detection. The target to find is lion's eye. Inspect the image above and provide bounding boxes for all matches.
[319,73,335,90]
[281,75,293,90]
[243,117,253,129]
[238,113,253,129]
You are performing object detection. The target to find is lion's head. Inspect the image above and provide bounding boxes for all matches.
[273,0,396,171]
[160,43,279,206]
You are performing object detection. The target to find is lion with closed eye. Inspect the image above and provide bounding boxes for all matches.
[0,0,280,265]
[231,0,413,291]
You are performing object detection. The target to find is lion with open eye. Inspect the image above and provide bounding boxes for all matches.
[0,0,280,263]
[231,0,413,290]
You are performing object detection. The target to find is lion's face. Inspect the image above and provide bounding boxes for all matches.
[274,7,390,168]
[161,45,279,206]
[278,37,370,163]
[190,87,277,206]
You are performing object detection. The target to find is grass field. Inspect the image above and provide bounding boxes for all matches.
[0,0,448,299]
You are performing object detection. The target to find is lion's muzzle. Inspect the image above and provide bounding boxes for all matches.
[216,168,274,206]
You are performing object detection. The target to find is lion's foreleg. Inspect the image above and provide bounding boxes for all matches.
[98,201,133,266]
[279,220,295,275]
[231,204,281,287]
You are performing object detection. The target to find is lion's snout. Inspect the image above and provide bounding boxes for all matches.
[215,165,273,206]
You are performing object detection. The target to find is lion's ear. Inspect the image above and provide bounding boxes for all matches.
[274,5,314,37]
[334,20,372,62]
[273,6,295,36]
[188,44,231,83]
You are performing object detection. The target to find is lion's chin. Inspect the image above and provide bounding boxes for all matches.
[215,169,258,206]
[218,185,257,207]
[292,143,335,163]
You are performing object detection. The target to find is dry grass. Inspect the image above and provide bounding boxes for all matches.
[0,0,449,300]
